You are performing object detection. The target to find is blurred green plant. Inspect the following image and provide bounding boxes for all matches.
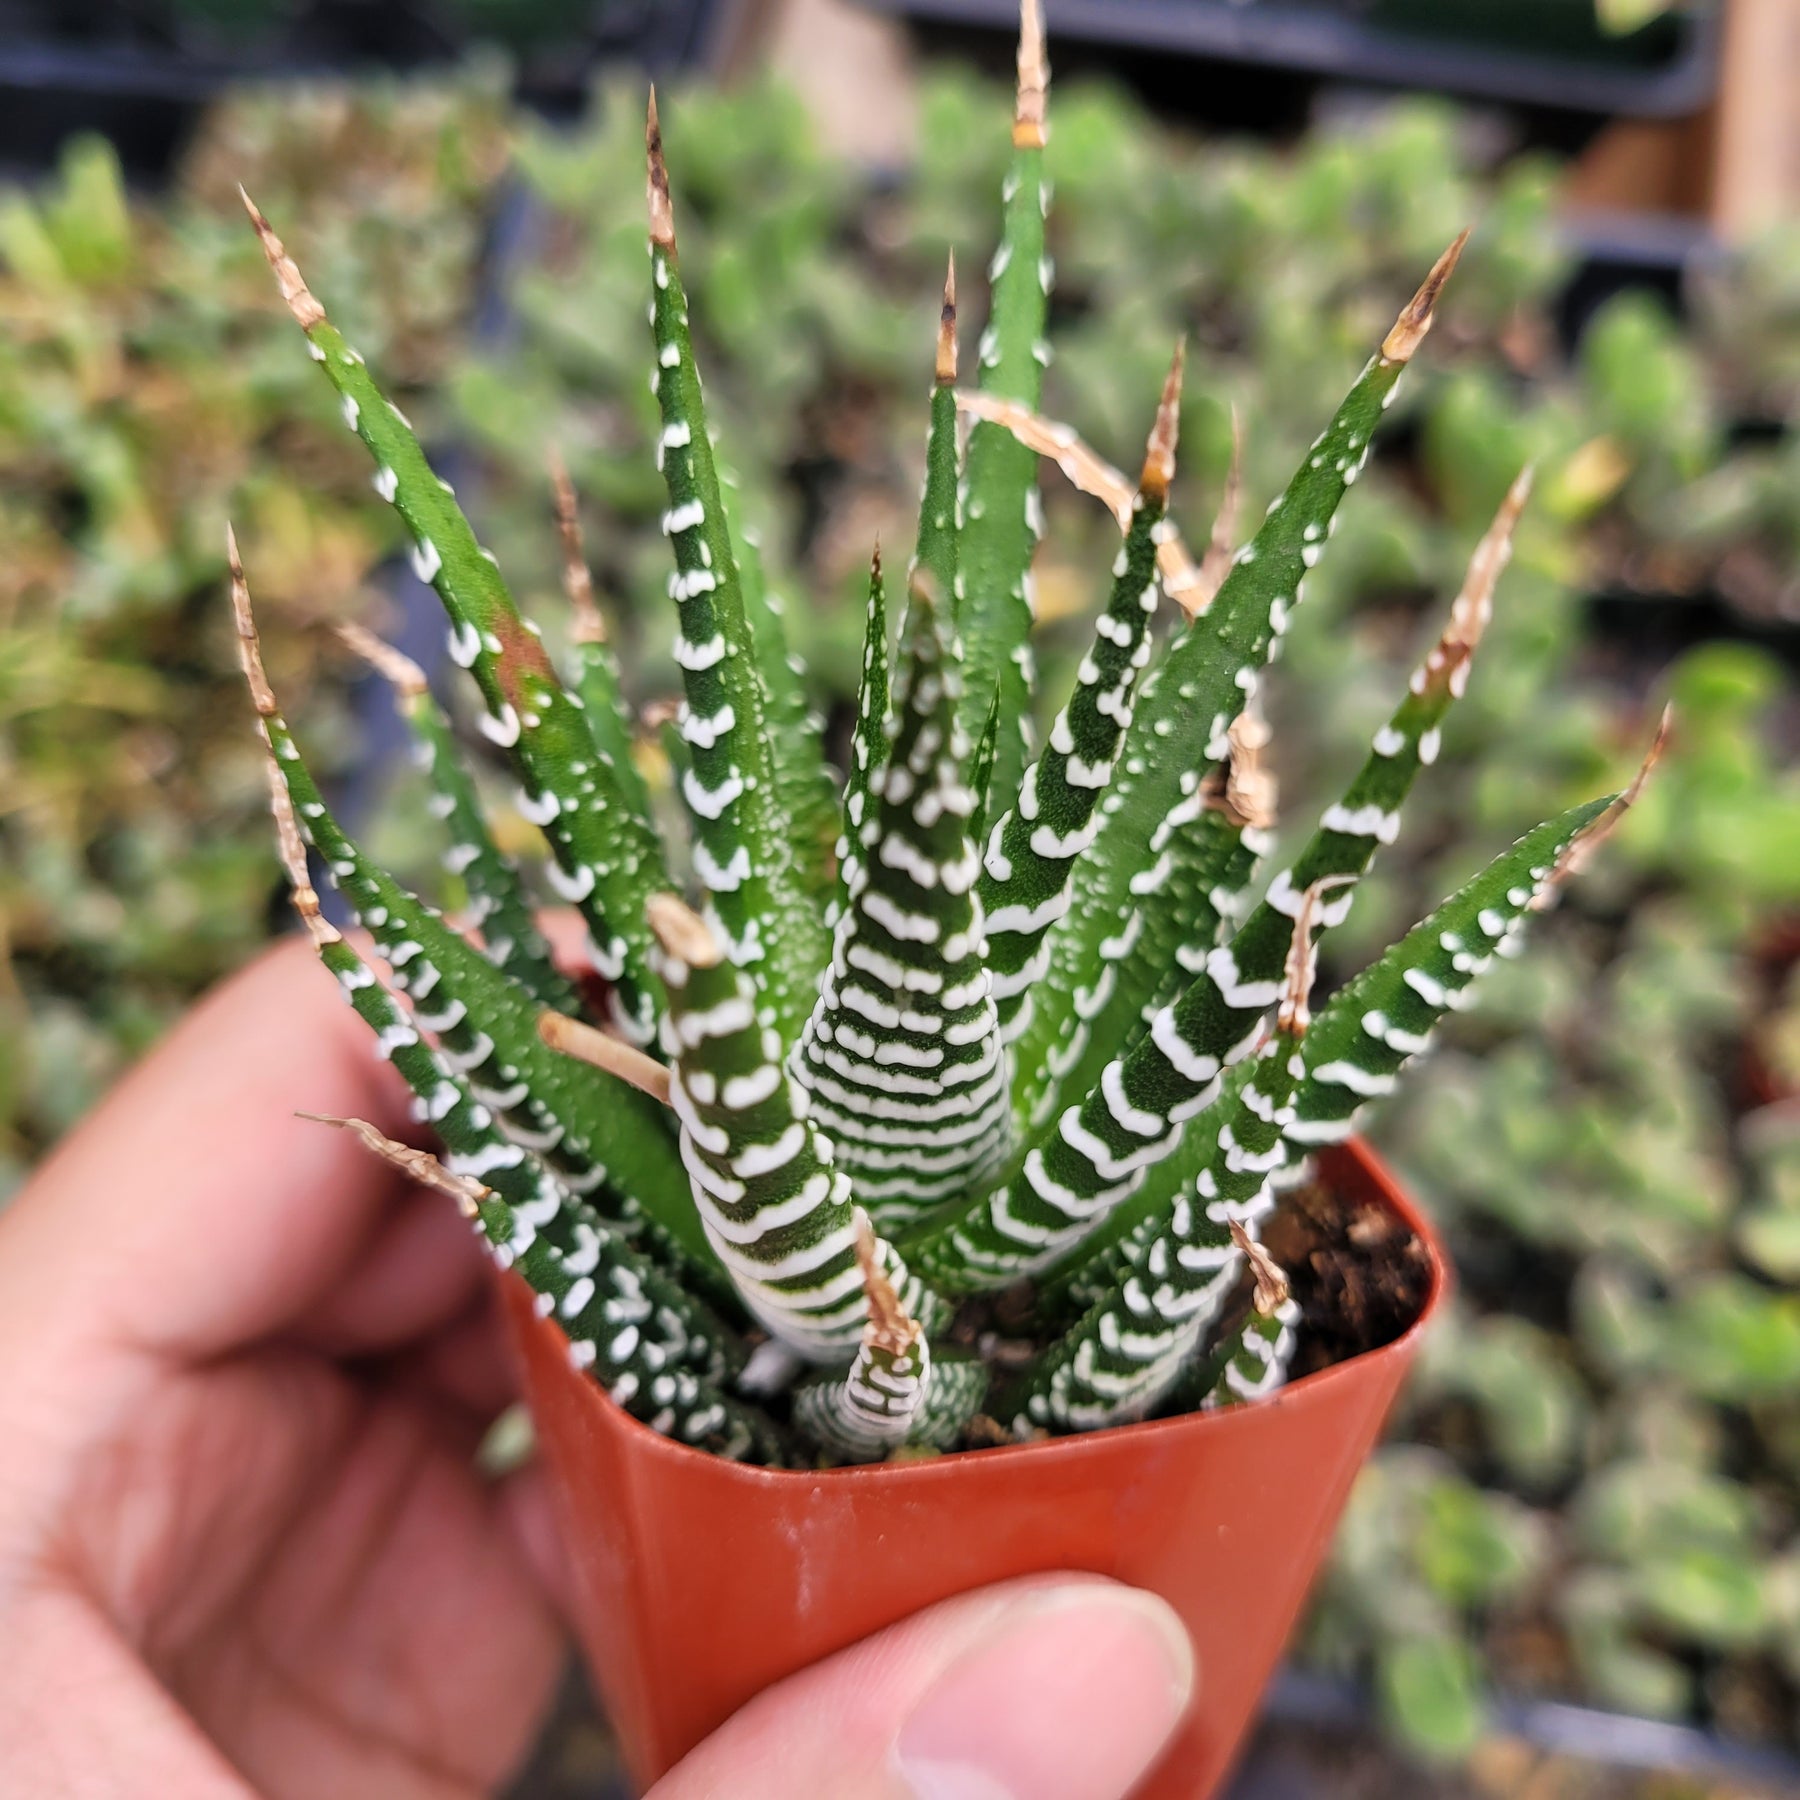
[1319,647,1800,1754]
[0,74,510,1187]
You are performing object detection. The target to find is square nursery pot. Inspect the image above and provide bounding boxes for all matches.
[502,1136,1447,1799]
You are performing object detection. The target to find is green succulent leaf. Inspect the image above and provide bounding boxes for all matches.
[839,542,892,898]
[1005,975,1308,1430]
[309,939,781,1460]
[550,458,662,848]
[796,571,1011,1228]
[721,470,840,905]
[795,1340,989,1462]
[1281,796,1616,1153]
[245,195,672,1045]
[955,5,1053,812]
[1377,1637,1486,1762]
[650,894,947,1357]
[980,349,1182,1048]
[1010,236,1469,1138]
[644,111,833,1043]
[232,548,712,1271]
[339,625,579,1015]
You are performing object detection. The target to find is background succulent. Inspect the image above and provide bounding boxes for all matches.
[0,72,509,1183]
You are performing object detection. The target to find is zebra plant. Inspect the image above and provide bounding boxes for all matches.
[235,2,1661,1467]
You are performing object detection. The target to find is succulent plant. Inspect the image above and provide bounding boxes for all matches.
[232,3,1659,1467]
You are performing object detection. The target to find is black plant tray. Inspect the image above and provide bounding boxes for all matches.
[0,0,723,175]
[859,0,1722,118]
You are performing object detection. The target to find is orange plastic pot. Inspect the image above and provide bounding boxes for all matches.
[503,1137,1447,1798]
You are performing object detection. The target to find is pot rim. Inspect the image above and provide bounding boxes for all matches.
[536,1133,1446,1489]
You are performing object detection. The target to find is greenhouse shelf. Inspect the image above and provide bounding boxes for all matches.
[859,0,1721,118]
[0,0,726,175]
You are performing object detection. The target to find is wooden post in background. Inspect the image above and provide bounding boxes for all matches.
[1566,0,1800,237]
[715,0,918,164]
[1709,0,1800,235]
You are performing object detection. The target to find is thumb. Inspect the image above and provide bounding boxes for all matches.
[648,1574,1195,1800]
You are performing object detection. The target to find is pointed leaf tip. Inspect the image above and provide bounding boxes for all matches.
[854,1212,920,1357]
[1229,1220,1291,1315]
[548,451,606,643]
[227,529,275,718]
[1140,336,1186,501]
[239,188,325,330]
[646,891,722,968]
[937,251,958,385]
[336,621,427,697]
[538,1009,673,1105]
[1633,703,1675,803]
[1014,0,1049,147]
[1420,460,1533,695]
[1382,227,1471,364]
[302,1112,488,1217]
[1534,705,1672,907]
[646,89,675,248]
[231,535,334,949]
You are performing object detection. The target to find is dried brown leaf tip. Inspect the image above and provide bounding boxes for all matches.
[1216,698,1277,833]
[238,186,325,331]
[266,759,334,949]
[956,391,1130,522]
[1447,464,1531,654]
[1139,336,1186,504]
[1416,462,1532,700]
[1534,704,1673,909]
[301,1112,489,1218]
[538,1009,673,1107]
[1277,880,1345,1037]
[1189,403,1246,612]
[1013,0,1049,148]
[951,388,1206,611]
[227,526,275,720]
[1157,539,1207,619]
[1229,1221,1292,1316]
[646,890,724,969]
[855,1210,921,1356]
[1381,228,1470,365]
[549,451,606,644]
[645,88,675,249]
[336,621,427,698]
[936,252,958,386]
[231,527,335,948]
[638,695,682,736]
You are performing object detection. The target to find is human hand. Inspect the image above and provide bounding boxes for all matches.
[0,939,566,1799]
[0,940,1193,1799]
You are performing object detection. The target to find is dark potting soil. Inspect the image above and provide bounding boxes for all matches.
[952,1166,1433,1443]
[1265,1172,1434,1381]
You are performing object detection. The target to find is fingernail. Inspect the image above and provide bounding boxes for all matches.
[894,1583,1194,1800]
